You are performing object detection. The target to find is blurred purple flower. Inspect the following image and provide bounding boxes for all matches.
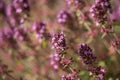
[89,66,106,80]
[50,53,61,70]
[13,26,29,41]
[57,10,72,25]
[13,0,30,14]
[61,70,80,80]
[5,4,21,26]
[110,0,120,22]
[2,26,18,48]
[32,21,47,43]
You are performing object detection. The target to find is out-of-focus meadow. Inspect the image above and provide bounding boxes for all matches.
[0,0,120,80]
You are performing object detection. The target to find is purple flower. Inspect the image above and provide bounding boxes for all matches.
[57,10,72,24]
[13,0,30,14]
[90,0,111,26]
[13,26,29,41]
[51,32,66,52]
[5,4,21,26]
[89,66,106,80]
[65,0,85,10]
[78,43,96,65]
[61,70,80,80]
[2,26,18,48]
[110,2,120,22]
[4,0,30,26]
[50,53,61,70]
[61,74,76,80]
[32,21,47,43]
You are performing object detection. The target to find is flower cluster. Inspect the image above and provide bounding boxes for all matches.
[111,6,120,22]
[1,26,18,48]
[61,74,77,80]
[32,21,47,43]
[51,32,66,52]
[13,26,29,41]
[78,43,96,65]
[89,66,106,80]
[57,10,72,25]
[50,53,61,70]
[50,32,67,70]
[65,0,85,9]
[90,0,111,26]
[5,4,20,26]
[13,0,30,14]
[61,70,80,80]
[4,0,30,26]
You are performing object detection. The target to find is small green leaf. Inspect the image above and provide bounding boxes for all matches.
[42,39,47,48]
[79,71,86,76]
[98,61,106,67]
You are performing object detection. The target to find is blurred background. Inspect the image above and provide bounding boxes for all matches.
[0,0,120,80]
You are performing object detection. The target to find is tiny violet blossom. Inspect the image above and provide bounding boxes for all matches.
[32,21,47,43]
[50,53,61,70]
[89,66,106,80]
[51,32,66,52]
[78,43,96,65]
[90,0,111,26]
[57,10,72,25]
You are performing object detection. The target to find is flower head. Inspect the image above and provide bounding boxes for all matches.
[50,53,61,70]
[32,21,47,43]
[51,32,66,52]
[90,0,111,26]
[57,10,72,25]
[89,66,106,80]
[78,43,96,65]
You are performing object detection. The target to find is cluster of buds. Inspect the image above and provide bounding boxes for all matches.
[89,66,106,80]
[13,26,29,41]
[13,0,30,23]
[57,10,72,25]
[90,0,111,26]
[50,53,73,70]
[1,26,18,48]
[13,0,30,14]
[32,21,47,43]
[5,4,20,26]
[78,43,96,65]
[61,70,80,80]
[50,32,67,70]
[65,0,85,10]
[61,74,77,80]
[4,0,30,26]
[111,5,120,22]
[50,53,62,70]
[51,32,66,52]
